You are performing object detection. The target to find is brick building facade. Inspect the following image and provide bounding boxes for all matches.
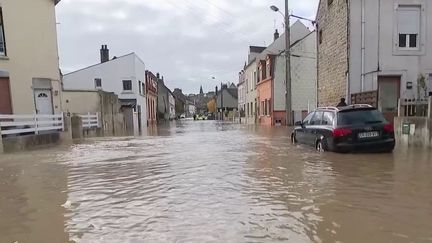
[316,0,349,106]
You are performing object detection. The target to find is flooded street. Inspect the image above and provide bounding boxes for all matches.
[1,121,431,243]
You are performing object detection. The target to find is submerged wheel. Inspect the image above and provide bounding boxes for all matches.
[316,140,325,152]
[291,133,297,144]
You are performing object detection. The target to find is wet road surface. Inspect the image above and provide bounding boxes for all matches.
[0,121,431,243]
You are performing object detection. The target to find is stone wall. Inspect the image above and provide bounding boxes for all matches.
[63,90,126,137]
[98,91,126,137]
[317,0,349,106]
[394,117,432,148]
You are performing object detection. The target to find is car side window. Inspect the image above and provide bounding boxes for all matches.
[302,112,315,125]
[310,111,323,125]
[322,112,335,125]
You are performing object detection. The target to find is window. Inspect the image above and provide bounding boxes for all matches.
[266,61,271,79]
[310,111,323,125]
[267,99,271,116]
[0,8,6,56]
[428,74,432,96]
[139,81,142,94]
[123,80,132,91]
[257,66,261,83]
[38,93,48,98]
[259,61,266,81]
[322,112,335,125]
[253,71,257,90]
[246,79,249,93]
[261,101,265,116]
[337,109,387,125]
[94,78,102,89]
[247,103,249,116]
[142,82,145,95]
[303,112,315,125]
[397,5,420,49]
[319,30,323,45]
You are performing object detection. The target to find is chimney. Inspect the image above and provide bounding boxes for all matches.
[156,73,160,80]
[100,45,109,63]
[274,29,279,41]
[215,86,218,96]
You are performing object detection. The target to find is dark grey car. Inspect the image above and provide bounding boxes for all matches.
[291,105,396,153]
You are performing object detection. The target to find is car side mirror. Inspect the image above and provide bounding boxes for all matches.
[295,121,303,126]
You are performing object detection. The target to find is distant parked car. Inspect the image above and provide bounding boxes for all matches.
[291,105,395,153]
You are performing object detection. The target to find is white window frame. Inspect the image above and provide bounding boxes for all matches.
[393,3,425,56]
[397,5,420,50]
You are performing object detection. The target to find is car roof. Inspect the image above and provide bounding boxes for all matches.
[316,104,375,112]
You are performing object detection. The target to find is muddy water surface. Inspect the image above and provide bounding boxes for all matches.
[0,121,431,242]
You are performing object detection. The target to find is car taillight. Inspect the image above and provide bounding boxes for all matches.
[384,124,394,133]
[333,128,352,137]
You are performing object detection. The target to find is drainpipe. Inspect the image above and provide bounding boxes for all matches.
[0,128,4,154]
[361,0,366,92]
[346,0,351,103]
[377,0,381,75]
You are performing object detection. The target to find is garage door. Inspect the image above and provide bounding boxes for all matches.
[0,77,12,114]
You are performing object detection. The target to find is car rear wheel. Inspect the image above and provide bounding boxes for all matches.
[291,133,297,144]
[316,140,325,152]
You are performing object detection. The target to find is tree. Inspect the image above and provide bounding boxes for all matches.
[207,98,216,113]
[418,74,428,99]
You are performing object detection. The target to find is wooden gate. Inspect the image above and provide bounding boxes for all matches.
[351,91,378,107]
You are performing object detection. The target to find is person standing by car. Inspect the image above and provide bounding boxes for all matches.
[337,98,348,107]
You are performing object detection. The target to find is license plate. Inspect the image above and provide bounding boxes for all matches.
[358,131,380,139]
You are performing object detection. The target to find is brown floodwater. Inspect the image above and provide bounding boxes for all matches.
[0,121,431,243]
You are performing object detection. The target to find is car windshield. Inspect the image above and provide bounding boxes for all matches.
[337,109,387,125]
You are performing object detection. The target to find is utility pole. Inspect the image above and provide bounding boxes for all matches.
[285,0,292,126]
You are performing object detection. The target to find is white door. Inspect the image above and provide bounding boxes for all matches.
[35,90,53,114]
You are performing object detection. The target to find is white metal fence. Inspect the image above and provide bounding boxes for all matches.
[80,113,100,129]
[0,113,64,136]
[398,97,431,117]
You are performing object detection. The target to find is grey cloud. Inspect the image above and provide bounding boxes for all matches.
[57,0,318,94]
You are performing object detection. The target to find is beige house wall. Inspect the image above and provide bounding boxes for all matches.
[0,0,61,114]
[62,91,100,115]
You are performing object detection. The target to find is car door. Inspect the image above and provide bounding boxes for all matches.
[296,112,314,144]
[321,111,336,143]
[306,111,323,146]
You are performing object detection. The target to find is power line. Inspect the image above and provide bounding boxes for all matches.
[164,0,267,45]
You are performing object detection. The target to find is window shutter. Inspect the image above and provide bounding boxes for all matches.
[398,6,420,34]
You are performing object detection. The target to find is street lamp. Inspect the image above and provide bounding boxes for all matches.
[271,2,292,126]
[270,5,284,19]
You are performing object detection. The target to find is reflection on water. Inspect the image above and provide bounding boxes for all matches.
[0,121,431,242]
[0,150,70,243]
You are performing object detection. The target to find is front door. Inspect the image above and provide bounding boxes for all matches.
[34,89,53,114]
[378,76,400,123]
[0,77,12,114]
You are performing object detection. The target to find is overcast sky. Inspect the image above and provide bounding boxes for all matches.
[57,0,319,94]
